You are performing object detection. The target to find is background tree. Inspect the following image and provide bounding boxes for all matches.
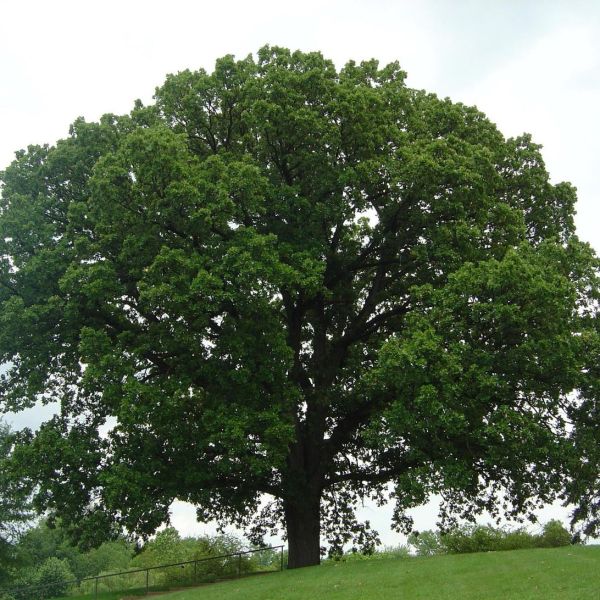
[13,520,133,582]
[0,421,31,584]
[30,557,74,600]
[0,47,598,568]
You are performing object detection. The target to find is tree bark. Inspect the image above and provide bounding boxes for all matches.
[284,494,321,569]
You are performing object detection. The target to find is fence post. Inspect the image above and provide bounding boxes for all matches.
[94,577,98,599]
[146,568,149,595]
[194,559,197,583]
[280,546,284,571]
[237,552,242,576]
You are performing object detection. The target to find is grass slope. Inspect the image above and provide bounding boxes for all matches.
[156,546,600,600]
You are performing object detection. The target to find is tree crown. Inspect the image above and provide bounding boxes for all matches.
[1,47,598,560]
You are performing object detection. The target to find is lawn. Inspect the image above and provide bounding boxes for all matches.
[154,546,600,600]
[63,594,140,600]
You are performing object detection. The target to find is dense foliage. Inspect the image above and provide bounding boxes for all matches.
[408,520,573,556]
[30,557,73,600]
[1,46,599,568]
[0,421,31,585]
[0,520,133,598]
[129,527,253,584]
[0,521,261,598]
[13,520,133,581]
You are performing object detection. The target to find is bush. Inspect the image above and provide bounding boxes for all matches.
[130,529,253,588]
[77,569,147,596]
[539,520,571,548]
[70,539,133,579]
[3,570,35,600]
[34,557,74,599]
[13,519,135,583]
[425,521,573,555]
[499,528,538,551]
[408,530,443,557]
[248,547,285,571]
[326,545,410,563]
[5,559,74,600]
[375,545,411,560]
[441,525,506,554]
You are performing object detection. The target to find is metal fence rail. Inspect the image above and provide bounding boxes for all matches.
[2,544,285,599]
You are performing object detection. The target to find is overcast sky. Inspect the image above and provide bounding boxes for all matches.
[1,0,599,546]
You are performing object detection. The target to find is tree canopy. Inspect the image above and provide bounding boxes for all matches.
[0,46,598,568]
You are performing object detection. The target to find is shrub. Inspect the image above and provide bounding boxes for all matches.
[442,525,540,554]
[499,528,538,551]
[77,569,147,596]
[376,545,411,560]
[34,557,74,599]
[430,521,573,555]
[539,520,571,548]
[6,559,74,600]
[70,539,134,579]
[3,570,35,600]
[441,525,506,554]
[326,545,410,563]
[248,547,285,571]
[130,529,252,588]
[408,530,443,557]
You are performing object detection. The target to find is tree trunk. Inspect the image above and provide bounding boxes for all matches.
[284,494,321,569]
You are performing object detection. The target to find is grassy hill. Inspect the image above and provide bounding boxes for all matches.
[153,545,600,600]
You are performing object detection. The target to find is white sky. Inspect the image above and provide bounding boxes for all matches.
[1,0,599,547]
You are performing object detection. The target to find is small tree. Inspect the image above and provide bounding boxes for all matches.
[539,520,571,548]
[408,530,443,556]
[34,557,73,599]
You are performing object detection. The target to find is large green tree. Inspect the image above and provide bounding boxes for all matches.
[0,47,598,568]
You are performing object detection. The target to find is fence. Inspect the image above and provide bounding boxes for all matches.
[3,545,285,600]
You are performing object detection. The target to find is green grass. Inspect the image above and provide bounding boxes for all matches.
[56,590,148,600]
[60,585,188,600]
[153,546,600,600]
[62,594,138,600]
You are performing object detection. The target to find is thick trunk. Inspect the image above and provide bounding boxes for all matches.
[284,494,321,569]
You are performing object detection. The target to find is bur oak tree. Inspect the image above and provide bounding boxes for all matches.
[1,47,598,568]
